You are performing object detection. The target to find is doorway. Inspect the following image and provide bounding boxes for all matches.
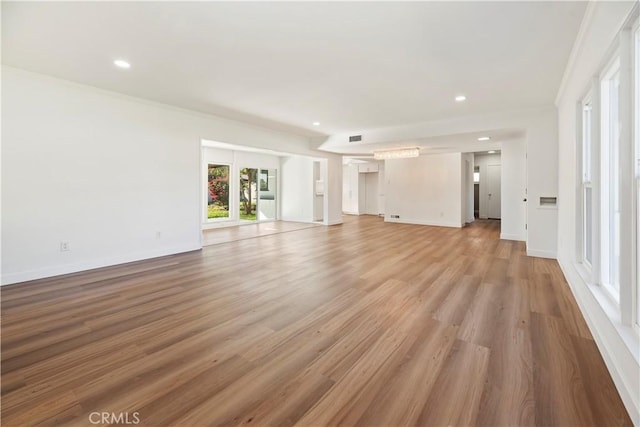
[473,166,480,218]
[239,167,278,223]
[364,172,379,215]
[474,152,501,221]
[258,168,277,221]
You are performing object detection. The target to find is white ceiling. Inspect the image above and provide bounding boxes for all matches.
[2,1,585,142]
[331,128,522,155]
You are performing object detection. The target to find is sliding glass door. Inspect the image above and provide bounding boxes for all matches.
[207,164,230,220]
[239,167,277,222]
[258,169,277,221]
[206,163,276,224]
[239,168,258,221]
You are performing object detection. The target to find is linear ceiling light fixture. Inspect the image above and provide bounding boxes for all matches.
[373,147,420,160]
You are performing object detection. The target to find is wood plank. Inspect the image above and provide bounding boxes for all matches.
[531,312,599,426]
[416,339,491,426]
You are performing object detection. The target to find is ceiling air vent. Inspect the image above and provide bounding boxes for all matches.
[349,135,362,143]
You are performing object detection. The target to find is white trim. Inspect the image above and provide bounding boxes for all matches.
[555,2,598,106]
[500,233,525,241]
[383,217,463,228]
[526,248,557,259]
[0,244,202,286]
[558,258,640,426]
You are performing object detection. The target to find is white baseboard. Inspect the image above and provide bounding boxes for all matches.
[557,258,640,426]
[500,233,525,241]
[1,243,202,286]
[325,219,344,226]
[526,248,557,259]
[384,217,462,228]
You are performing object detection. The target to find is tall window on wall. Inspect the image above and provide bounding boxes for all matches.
[582,98,593,268]
[600,57,621,302]
[207,164,230,220]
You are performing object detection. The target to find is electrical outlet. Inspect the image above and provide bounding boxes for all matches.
[390,214,400,219]
[60,241,70,252]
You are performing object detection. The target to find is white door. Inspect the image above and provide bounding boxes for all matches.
[365,172,379,215]
[487,164,501,219]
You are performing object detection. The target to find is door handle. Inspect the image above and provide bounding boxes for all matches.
[523,198,527,202]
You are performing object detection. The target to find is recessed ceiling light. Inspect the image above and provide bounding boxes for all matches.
[455,95,467,102]
[313,122,320,126]
[488,150,496,154]
[478,136,491,141]
[113,59,131,69]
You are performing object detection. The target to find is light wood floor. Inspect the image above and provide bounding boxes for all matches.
[1,216,631,426]
[202,221,320,246]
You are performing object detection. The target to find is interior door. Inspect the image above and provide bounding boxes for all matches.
[487,164,501,219]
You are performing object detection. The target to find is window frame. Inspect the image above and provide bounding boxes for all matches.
[582,96,594,271]
[206,163,234,223]
[600,56,622,304]
[633,18,640,331]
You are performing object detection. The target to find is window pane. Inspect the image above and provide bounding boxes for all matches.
[584,186,592,265]
[207,164,230,219]
[600,61,620,299]
[583,103,592,182]
[258,169,277,221]
[611,74,620,294]
[239,168,258,222]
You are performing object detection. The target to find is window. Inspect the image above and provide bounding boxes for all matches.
[207,164,230,220]
[573,10,640,334]
[582,98,593,267]
[601,58,621,302]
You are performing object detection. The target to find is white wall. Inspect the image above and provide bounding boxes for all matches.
[378,163,386,216]
[313,161,323,221]
[384,153,463,227]
[280,156,314,223]
[322,156,343,226]
[342,163,360,215]
[2,67,342,284]
[501,139,527,241]
[526,111,560,258]
[462,153,475,224]
[321,107,559,257]
[555,2,639,423]
[474,153,502,219]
